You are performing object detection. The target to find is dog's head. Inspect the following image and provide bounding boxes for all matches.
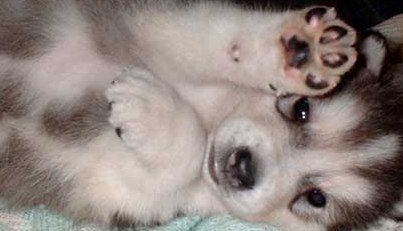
[204,33,403,230]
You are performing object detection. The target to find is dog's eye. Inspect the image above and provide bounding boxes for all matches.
[306,188,327,208]
[294,97,310,122]
[276,96,310,123]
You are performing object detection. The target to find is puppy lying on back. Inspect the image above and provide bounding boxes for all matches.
[106,33,403,231]
[0,1,373,230]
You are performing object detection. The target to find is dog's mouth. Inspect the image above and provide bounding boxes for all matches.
[207,145,256,191]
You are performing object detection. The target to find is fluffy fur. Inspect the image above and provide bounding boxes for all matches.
[0,1,400,231]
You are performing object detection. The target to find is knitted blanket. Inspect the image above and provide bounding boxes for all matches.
[0,200,278,231]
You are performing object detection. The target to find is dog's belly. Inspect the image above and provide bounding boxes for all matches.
[0,4,127,112]
[23,34,120,106]
[26,36,121,102]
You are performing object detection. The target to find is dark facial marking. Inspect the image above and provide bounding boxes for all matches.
[42,91,110,143]
[294,37,403,229]
[391,215,403,222]
[329,69,403,229]
[329,196,396,229]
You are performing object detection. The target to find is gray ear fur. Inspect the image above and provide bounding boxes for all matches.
[359,32,387,76]
[373,13,403,57]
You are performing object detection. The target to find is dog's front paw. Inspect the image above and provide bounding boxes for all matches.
[106,68,179,152]
[106,68,206,180]
[279,6,357,96]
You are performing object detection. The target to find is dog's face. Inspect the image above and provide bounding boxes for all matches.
[204,34,403,230]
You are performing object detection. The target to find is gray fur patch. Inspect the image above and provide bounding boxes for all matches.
[0,71,32,118]
[329,60,403,229]
[0,132,70,210]
[41,91,110,143]
[111,212,137,229]
[110,211,164,229]
[0,1,54,58]
[78,1,138,64]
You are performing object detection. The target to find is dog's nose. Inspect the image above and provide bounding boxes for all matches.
[225,147,256,190]
[281,35,310,68]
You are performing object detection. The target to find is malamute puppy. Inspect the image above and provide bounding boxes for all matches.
[106,32,403,231]
[1,0,398,231]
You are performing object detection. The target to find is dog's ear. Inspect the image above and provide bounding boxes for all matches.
[358,31,388,77]
[373,14,403,62]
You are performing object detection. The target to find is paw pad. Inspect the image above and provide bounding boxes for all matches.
[320,26,348,44]
[279,6,357,95]
[281,35,310,68]
[305,7,328,25]
[306,74,329,90]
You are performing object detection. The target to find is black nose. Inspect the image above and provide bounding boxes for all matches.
[281,35,310,68]
[226,147,256,190]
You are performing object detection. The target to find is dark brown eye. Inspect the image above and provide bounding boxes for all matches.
[276,95,310,123]
[306,189,327,208]
[294,97,310,122]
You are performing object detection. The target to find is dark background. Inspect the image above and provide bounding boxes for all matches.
[235,0,403,31]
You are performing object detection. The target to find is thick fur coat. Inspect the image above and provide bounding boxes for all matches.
[1,1,402,231]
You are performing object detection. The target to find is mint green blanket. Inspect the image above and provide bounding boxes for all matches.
[0,200,279,231]
[3,199,403,231]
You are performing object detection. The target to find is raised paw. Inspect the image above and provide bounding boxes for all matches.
[278,6,357,96]
[106,68,179,152]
